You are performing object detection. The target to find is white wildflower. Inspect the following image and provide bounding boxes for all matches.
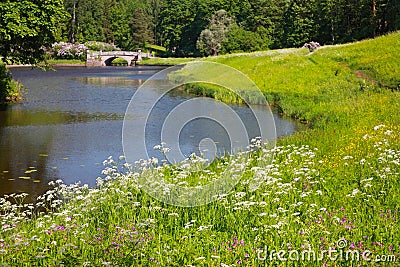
[362,134,371,139]
[384,130,392,136]
[374,124,385,131]
[197,225,213,231]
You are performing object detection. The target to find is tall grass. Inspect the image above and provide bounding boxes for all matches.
[1,33,399,266]
[138,57,197,66]
[206,32,400,153]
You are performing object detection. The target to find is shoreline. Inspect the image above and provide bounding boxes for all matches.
[6,57,197,68]
[7,63,175,68]
[7,63,86,68]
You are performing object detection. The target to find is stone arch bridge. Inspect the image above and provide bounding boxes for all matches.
[86,50,148,66]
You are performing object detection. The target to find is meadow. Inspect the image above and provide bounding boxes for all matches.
[137,57,197,66]
[1,32,399,266]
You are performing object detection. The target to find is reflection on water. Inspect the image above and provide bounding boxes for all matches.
[0,109,123,127]
[76,76,145,86]
[0,66,297,202]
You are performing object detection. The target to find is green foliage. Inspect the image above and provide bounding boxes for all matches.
[144,44,166,57]
[63,0,115,43]
[283,0,318,47]
[0,62,11,103]
[110,57,128,66]
[231,0,286,48]
[221,25,270,54]
[53,0,400,55]
[196,10,233,56]
[0,0,68,65]
[145,0,165,45]
[130,8,154,47]
[158,0,196,55]
[63,0,163,50]
[84,41,119,52]
[0,62,22,103]
[145,44,166,52]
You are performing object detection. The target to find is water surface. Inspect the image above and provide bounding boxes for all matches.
[0,66,297,201]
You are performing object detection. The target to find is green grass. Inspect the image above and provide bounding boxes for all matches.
[43,59,86,65]
[207,33,400,155]
[110,57,129,66]
[1,32,400,266]
[145,44,167,52]
[138,57,197,66]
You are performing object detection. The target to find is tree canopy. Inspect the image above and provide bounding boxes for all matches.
[2,0,399,59]
[0,0,67,65]
[197,10,233,56]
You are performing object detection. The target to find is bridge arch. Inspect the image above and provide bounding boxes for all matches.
[86,51,144,67]
[104,56,131,66]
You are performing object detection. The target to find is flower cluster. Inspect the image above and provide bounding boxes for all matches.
[50,42,88,60]
[302,41,321,52]
[0,125,398,265]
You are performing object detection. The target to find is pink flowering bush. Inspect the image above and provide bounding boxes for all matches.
[50,42,88,60]
[302,41,321,52]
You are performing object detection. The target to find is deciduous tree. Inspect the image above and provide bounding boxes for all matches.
[196,10,233,56]
[0,0,67,65]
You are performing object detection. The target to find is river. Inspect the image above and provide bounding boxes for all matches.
[0,66,297,201]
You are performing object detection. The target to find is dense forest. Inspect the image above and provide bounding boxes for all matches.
[60,0,400,56]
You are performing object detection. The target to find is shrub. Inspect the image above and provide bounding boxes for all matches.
[84,41,120,52]
[302,41,321,52]
[221,25,270,54]
[50,42,88,60]
[0,62,22,103]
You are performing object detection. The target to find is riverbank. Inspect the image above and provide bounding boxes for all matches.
[137,57,197,66]
[6,59,86,69]
[6,58,193,68]
[0,62,23,104]
[1,32,399,265]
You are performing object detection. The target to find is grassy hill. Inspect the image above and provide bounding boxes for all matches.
[1,33,399,266]
[194,32,400,151]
